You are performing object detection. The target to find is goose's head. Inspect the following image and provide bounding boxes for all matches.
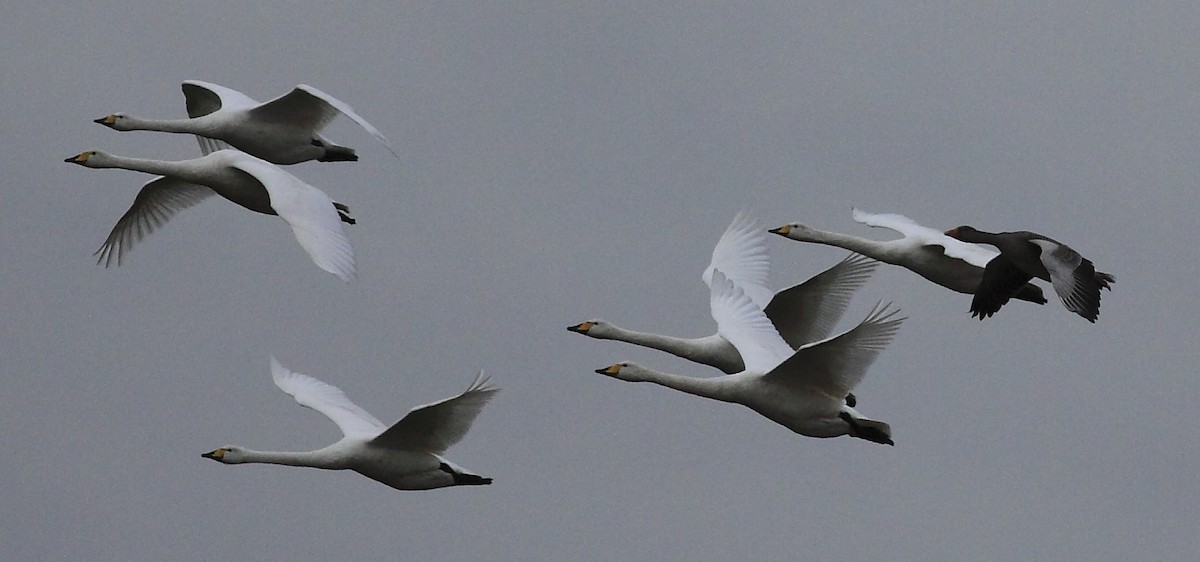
[93,113,134,131]
[943,226,977,241]
[769,222,812,240]
[567,319,612,339]
[64,149,113,167]
[594,361,650,382]
[201,446,246,464]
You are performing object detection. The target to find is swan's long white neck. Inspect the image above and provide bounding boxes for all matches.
[623,365,739,403]
[233,448,344,469]
[596,327,742,374]
[119,115,205,134]
[787,228,901,264]
[90,153,197,178]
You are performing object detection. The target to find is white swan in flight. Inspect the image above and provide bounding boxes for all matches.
[203,357,498,491]
[596,270,903,445]
[65,149,356,281]
[570,211,877,374]
[94,80,399,164]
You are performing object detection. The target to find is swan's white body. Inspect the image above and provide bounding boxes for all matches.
[771,209,1047,304]
[95,80,399,165]
[570,212,877,374]
[203,357,498,491]
[66,149,356,281]
[597,270,903,444]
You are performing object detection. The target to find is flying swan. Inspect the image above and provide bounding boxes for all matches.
[94,80,399,165]
[770,209,1047,306]
[65,149,356,282]
[570,212,877,374]
[596,270,903,445]
[202,357,498,491]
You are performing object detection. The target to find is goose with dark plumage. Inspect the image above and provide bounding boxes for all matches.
[944,226,1114,322]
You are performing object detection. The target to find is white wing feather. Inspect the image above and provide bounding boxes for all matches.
[296,85,400,159]
[852,208,998,268]
[270,356,385,437]
[703,211,773,308]
[764,253,877,348]
[764,303,904,397]
[372,372,499,453]
[194,136,234,156]
[182,80,261,111]
[709,269,792,373]
[94,176,216,266]
[181,81,250,154]
[227,155,356,282]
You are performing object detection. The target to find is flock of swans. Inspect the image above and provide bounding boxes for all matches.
[67,80,1115,491]
[573,209,1114,448]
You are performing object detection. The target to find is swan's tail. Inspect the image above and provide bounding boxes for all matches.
[452,473,493,486]
[318,144,358,162]
[839,411,894,446]
[439,462,493,486]
[852,418,894,446]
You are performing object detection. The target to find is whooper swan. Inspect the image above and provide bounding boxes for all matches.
[65,149,356,281]
[202,357,498,491]
[596,270,903,445]
[94,80,399,165]
[570,211,876,374]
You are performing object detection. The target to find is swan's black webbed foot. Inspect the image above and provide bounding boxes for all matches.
[333,202,356,225]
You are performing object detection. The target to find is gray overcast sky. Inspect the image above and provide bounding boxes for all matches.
[2,2,1196,560]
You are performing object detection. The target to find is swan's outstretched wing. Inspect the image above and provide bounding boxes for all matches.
[180,80,245,154]
[94,176,216,266]
[372,372,499,454]
[193,135,233,156]
[270,356,386,437]
[182,80,260,115]
[227,155,356,282]
[764,303,904,398]
[852,208,997,268]
[709,269,792,373]
[251,85,400,159]
[764,253,877,348]
[703,211,772,308]
[296,85,400,159]
[1029,239,1104,322]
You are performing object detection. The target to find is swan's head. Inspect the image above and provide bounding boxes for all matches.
[769,222,812,240]
[64,149,112,167]
[201,446,247,464]
[93,113,134,131]
[568,319,608,337]
[594,361,650,382]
